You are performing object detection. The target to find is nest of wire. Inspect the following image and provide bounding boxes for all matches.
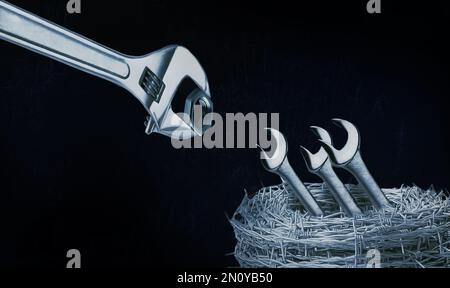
[230,183,450,268]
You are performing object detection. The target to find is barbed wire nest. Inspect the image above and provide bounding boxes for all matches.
[230,183,450,268]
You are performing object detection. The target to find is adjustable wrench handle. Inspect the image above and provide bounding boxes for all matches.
[0,1,130,83]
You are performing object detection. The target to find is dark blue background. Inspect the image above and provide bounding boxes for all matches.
[0,0,449,267]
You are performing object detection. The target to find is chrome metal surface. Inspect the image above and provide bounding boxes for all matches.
[0,1,212,139]
[300,126,362,217]
[261,128,324,216]
[318,119,391,210]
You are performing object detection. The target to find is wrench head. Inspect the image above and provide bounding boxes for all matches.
[260,128,287,171]
[300,126,332,171]
[318,119,360,165]
[138,45,213,140]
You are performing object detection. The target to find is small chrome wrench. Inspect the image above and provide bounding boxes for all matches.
[260,128,324,216]
[300,126,362,217]
[318,119,391,210]
[0,1,212,139]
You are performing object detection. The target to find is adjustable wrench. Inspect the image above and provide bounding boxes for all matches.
[0,1,213,139]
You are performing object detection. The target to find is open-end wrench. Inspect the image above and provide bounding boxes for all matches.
[0,1,212,139]
[318,119,391,210]
[260,128,324,216]
[300,126,362,217]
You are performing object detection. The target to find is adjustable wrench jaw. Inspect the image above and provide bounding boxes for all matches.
[123,45,213,140]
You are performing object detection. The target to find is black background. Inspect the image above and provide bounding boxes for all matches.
[0,0,449,268]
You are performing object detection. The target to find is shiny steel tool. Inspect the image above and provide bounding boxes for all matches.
[0,1,212,139]
[318,119,391,210]
[300,126,362,217]
[260,128,324,216]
